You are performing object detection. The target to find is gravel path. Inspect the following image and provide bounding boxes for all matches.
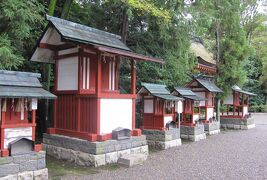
[63,114,267,180]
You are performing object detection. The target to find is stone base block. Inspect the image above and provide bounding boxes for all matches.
[118,153,147,167]
[43,134,148,167]
[180,125,206,142]
[220,117,255,130]
[204,122,220,135]
[143,128,181,150]
[0,151,47,180]
[208,129,220,135]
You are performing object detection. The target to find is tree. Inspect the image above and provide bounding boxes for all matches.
[0,0,45,69]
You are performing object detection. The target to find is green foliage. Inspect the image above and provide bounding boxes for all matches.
[0,0,45,69]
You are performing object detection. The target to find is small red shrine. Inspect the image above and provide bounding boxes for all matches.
[0,71,56,157]
[172,87,204,126]
[30,15,164,142]
[186,77,223,123]
[138,83,183,130]
[221,85,256,118]
[138,83,183,149]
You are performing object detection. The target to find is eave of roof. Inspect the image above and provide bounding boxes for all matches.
[232,85,256,96]
[196,78,223,93]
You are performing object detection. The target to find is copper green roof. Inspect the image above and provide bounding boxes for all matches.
[0,71,56,99]
[173,87,205,101]
[47,15,130,51]
[140,83,183,101]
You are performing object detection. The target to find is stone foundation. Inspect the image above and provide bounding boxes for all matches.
[204,121,220,135]
[142,128,181,150]
[180,124,206,142]
[220,117,255,130]
[43,134,148,167]
[0,151,48,180]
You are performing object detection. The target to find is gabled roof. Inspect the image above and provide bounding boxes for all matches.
[0,71,56,99]
[173,87,205,101]
[173,87,196,96]
[139,83,183,101]
[47,15,130,51]
[30,15,164,64]
[232,85,256,96]
[196,78,223,93]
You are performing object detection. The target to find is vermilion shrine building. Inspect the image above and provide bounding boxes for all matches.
[188,39,223,135]
[220,85,256,129]
[0,71,56,157]
[30,15,163,166]
[172,87,204,126]
[138,83,183,149]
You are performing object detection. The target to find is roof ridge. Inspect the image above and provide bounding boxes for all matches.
[0,70,41,78]
[46,15,122,40]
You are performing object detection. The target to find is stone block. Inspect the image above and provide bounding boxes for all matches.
[93,154,106,167]
[0,174,17,180]
[37,158,46,170]
[13,153,37,164]
[0,164,19,177]
[75,151,93,166]
[233,125,241,129]
[118,153,147,167]
[130,147,141,154]
[18,171,33,180]
[118,149,131,158]
[140,145,149,155]
[33,168,48,180]
[19,160,38,172]
[105,152,118,164]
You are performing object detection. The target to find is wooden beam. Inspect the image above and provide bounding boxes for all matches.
[39,43,76,51]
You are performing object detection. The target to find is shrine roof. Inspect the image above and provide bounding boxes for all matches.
[232,85,256,96]
[173,87,196,96]
[0,70,56,99]
[30,15,164,64]
[190,41,216,65]
[47,15,130,51]
[173,87,205,101]
[195,78,223,93]
[140,83,183,101]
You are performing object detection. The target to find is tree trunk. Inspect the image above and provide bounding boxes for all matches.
[121,9,129,43]
[61,0,73,18]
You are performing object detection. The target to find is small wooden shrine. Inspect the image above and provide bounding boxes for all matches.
[221,85,256,130]
[30,15,163,166]
[138,83,183,149]
[172,87,204,126]
[0,70,56,157]
[186,76,222,135]
[172,87,206,141]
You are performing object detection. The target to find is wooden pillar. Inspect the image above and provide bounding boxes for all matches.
[131,59,136,130]
[32,110,36,141]
[131,59,136,95]
[95,52,102,134]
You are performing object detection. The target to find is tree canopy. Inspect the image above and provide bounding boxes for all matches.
[0,0,266,107]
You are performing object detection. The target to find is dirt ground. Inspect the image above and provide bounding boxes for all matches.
[48,113,267,180]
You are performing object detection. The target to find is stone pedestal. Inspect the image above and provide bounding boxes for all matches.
[0,151,48,180]
[180,124,206,142]
[220,117,255,130]
[204,121,220,135]
[42,134,148,167]
[142,128,181,150]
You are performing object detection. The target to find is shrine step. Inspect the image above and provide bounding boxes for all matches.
[118,153,147,167]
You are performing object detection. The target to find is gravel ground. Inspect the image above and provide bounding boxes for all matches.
[62,114,267,180]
